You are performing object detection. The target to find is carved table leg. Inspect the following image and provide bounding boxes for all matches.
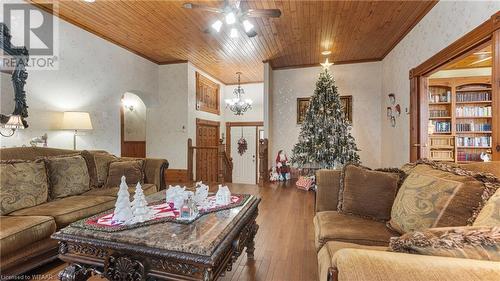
[59,264,91,281]
[246,223,259,260]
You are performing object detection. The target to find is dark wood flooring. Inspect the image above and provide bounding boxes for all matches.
[29,181,318,281]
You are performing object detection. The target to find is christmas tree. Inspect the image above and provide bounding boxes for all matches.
[291,68,360,168]
[131,182,151,223]
[112,176,133,223]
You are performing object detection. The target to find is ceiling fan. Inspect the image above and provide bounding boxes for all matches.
[182,0,281,38]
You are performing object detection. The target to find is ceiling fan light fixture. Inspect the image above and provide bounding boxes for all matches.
[242,19,254,32]
[321,50,331,56]
[211,20,223,32]
[230,28,239,38]
[225,12,236,25]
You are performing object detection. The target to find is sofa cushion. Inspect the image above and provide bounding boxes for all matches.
[83,184,157,197]
[338,165,400,221]
[0,215,56,256]
[10,195,115,228]
[390,226,500,261]
[313,211,398,251]
[45,155,91,199]
[318,241,387,281]
[390,162,486,233]
[473,188,500,227]
[93,152,117,187]
[0,160,49,215]
[105,160,145,188]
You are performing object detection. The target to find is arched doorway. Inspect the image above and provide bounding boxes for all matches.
[121,92,147,157]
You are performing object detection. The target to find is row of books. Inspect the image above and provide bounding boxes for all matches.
[433,121,451,133]
[456,136,491,148]
[457,151,482,162]
[456,122,492,132]
[429,109,450,117]
[456,106,492,117]
[429,91,451,103]
[456,92,491,102]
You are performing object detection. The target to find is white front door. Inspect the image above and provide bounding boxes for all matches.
[231,126,257,184]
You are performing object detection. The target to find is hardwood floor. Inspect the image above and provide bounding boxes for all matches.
[29,181,318,281]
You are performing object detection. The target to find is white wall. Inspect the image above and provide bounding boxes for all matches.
[381,1,500,167]
[223,82,264,122]
[271,62,383,168]
[0,7,158,155]
[148,63,189,168]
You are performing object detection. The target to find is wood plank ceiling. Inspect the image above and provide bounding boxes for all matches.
[31,0,436,84]
[444,45,492,70]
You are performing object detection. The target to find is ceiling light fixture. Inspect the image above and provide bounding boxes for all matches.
[242,20,254,32]
[225,72,252,115]
[84,0,96,3]
[230,28,239,38]
[211,20,223,32]
[225,12,236,25]
[321,50,331,56]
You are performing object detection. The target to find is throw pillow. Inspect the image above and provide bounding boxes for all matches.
[45,155,91,199]
[93,153,117,187]
[389,226,500,261]
[0,160,49,215]
[105,160,145,188]
[473,188,500,227]
[389,160,493,233]
[337,165,401,221]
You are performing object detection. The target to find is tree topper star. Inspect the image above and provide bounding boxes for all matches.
[321,58,333,69]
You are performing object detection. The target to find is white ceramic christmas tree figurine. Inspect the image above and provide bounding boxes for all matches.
[131,182,151,223]
[112,176,133,223]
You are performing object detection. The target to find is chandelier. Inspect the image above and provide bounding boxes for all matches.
[225,72,253,115]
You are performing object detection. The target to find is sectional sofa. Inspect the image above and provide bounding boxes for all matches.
[0,147,168,276]
[314,161,500,281]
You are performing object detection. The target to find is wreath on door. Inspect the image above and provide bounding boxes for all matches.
[237,128,248,156]
[237,137,248,156]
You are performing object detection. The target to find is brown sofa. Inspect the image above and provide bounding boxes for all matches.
[314,162,500,281]
[0,147,168,277]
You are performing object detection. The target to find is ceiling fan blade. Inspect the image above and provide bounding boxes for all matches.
[244,9,281,18]
[182,3,223,14]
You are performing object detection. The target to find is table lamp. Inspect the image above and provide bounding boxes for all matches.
[61,111,93,150]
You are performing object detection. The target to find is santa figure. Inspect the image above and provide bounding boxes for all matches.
[276,150,290,181]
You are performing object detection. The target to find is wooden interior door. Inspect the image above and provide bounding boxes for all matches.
[196,119,220,182]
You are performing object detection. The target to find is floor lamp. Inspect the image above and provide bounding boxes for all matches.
[61,112,93,150]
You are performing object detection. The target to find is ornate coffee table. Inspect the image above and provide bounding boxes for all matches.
[52,191,260,281]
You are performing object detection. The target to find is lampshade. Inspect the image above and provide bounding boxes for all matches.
[61,112,93,130]
[4,115,24,129]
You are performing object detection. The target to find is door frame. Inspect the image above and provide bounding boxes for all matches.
[409,11,500,161]
[226,121,264,184]
[195,118,220,182]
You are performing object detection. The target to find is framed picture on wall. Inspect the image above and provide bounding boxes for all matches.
[296,97,310,124]
[297,95,353,124]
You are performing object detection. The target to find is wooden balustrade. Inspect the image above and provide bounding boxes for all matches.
[187,138,233,183]
[258,138,269,185]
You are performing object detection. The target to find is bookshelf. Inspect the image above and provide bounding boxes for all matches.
[428,76,493,163]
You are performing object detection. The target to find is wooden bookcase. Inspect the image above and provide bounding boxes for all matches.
[428,76,493,163]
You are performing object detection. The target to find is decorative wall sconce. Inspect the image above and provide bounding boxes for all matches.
[122,98,135,111]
